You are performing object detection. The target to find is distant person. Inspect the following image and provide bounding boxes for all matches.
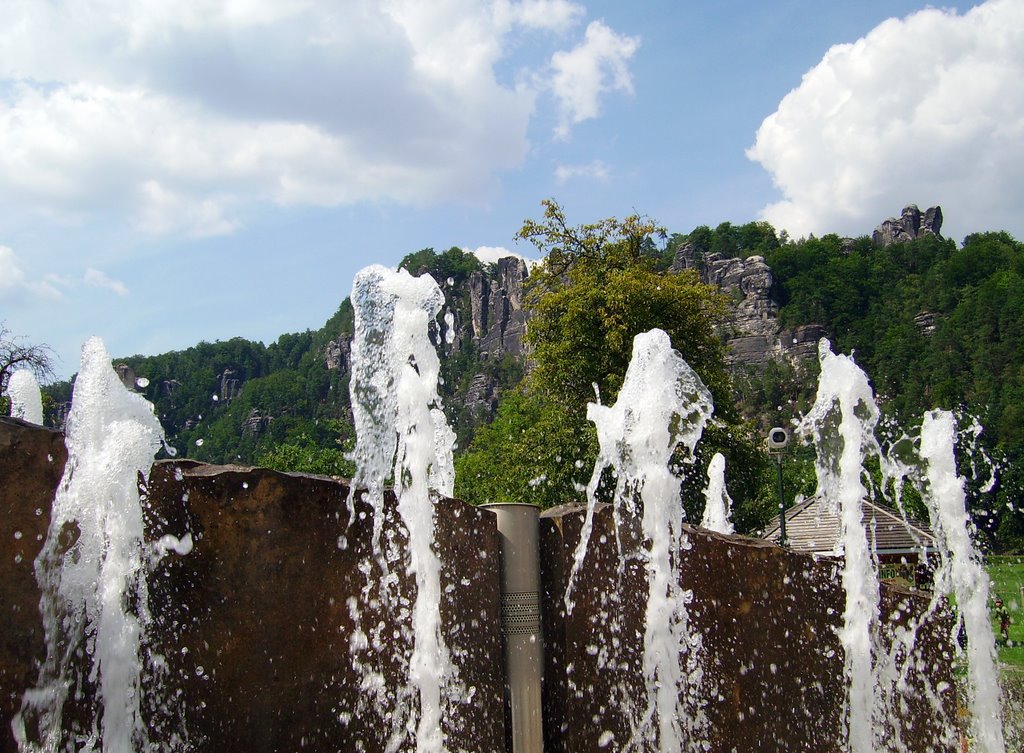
[995,598,1011,645]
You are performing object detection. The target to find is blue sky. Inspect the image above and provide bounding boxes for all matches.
[1,0,1021,380]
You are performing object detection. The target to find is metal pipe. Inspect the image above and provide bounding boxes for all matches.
[777,452,788,547]
[482,503,544,753]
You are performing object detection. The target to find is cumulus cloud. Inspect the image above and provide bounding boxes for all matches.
[84,268,129,297]
[0,246,63,301]
[549,20,640,138]
[468,245,540,268]
[0,1,637,236]
[554,159,609,183]
[747,0,1024,241]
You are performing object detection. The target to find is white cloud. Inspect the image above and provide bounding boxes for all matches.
[495,0,585,32]
[84,268,129,296]
[0,246,63,301]
[747,0,1024,241]
[468,245,540,268]
[549,20,639,138]
[0,1,636,236]
[0,245,130,301]
[554,159,609,183]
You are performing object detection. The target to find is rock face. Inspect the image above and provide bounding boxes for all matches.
[673,245,822,367]
[539,503,957,753]
[322,335,350,372]
[469,257,529,359]
[218,368,241,401]
[873,205,943,247]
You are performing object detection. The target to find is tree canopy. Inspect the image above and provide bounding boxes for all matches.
[0,323,55,395]
[456,201,767,526]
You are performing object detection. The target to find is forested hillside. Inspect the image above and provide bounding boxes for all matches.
[675,222,1024,548]
[45,247,526,478]
[40,209,1024,550]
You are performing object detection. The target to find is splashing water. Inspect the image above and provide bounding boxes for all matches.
[800,340,881,753]
[347,265,456,753]
[7,369,44,425]
[918,410,1005,753]
[13,337,164,753]
[568,329,714,753]
[699,453,733,535]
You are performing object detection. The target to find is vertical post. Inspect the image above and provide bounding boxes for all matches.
[483,503,544,753]
[777,452,788,547]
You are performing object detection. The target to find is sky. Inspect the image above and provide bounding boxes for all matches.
[1,0,1022,380]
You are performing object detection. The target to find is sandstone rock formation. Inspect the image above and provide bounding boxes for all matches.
[469,256,529,359]
[873,205,943,247]
[218,368,241,401]
[322,336,350,372]
[672,244,823,367]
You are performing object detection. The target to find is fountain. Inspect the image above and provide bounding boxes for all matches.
[567,328,714,752]
[347,265,459,753]
[13,337,165,753]
[699,453,734,535]
[6,370,44,425]
[800,341,885,753]
[0,282,1000,753]
[914,410,1004,752]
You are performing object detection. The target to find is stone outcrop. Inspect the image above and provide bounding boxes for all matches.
[673,245,821,367]
[463,372,498,415]
[914,311,941,336]
[323,336,350,372]
[469,257,529,359]
[218,368,241,402]
[114,362,138,391]
[873,205,943,247]
[241,408,270,438]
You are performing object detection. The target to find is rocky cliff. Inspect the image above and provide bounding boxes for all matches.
[872,204,943,247]
[671,244,824,367]
[469,257,529,359]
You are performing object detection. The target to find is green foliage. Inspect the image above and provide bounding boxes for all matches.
[668,221,781,263]
[740,229,1024,550]
[516,198,667,278]
[256,432,355,478]
[528,264,732,411]
[455,387,594,508]
[459,201,766,530]
[399,246,483,284]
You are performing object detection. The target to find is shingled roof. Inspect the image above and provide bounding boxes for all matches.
[762,496,935,556]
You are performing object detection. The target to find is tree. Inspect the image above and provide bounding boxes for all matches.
[517,198,667,279]
[0,323,55,396]
[456,201,766,528]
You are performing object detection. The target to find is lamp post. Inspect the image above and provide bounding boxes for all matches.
[767,428,790,547]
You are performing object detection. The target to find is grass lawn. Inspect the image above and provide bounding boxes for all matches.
[987,556,1024,670]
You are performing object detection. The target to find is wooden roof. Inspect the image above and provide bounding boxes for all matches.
[762,496,936,556]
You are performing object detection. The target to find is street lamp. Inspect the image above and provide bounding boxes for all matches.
[767,427,790,547]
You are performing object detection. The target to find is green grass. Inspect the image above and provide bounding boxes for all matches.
[987,556,1024,669]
